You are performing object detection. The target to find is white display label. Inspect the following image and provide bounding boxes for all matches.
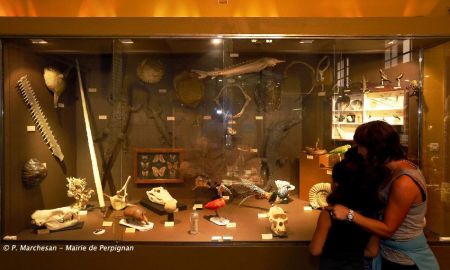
[230,53,239,58]
[57,103,65,108]
[158,89,167,93]
[222,196,230,201]
[317,91,326,97]
[102,221,113,227]
[326,170,332,175]
[255,116,263,120]
[27,126,36,132]
[193,204,203,210]
[258,213,268,219]
[261,234,273,240]
[250,148,258,153]
[303,206,313,211]
[167,116,175,121]
[228,120,236,125]
[203,115,212,120]
[164,221,175,227]
[226,222,236,228]
[125,228,136,233]
[227,79,236,83]
[306,155,314,160]
[98,115,108,120]
[88,88,97,93]
[211,236,222,242]
[439,237,450,241]
[78,210,88,216]
[223,236,233,241]
[2,235,17,241]
[42,163,47,168]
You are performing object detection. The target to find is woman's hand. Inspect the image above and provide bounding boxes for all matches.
[328,204,350,221]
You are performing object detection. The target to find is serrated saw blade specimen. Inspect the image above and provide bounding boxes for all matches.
[17,75,64,162]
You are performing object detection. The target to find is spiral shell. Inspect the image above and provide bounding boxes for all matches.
[309,182,331,209]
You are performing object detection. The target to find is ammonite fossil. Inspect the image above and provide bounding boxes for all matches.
[22,158,47,188]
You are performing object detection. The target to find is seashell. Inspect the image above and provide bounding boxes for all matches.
[43,67,65,108]
[136,58,164,84]
[174,71,204,108]
[22,158,47,188]
[309,182,331,209]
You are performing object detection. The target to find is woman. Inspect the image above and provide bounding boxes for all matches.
[329,121,439,270]
[310,146,381,269]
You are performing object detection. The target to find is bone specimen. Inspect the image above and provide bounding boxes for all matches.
[146,187,178,211]
[268,205,288,237]
[17,75,64,162]
[31,206,79,231]
[137,58,164,84]
[214,84,251,119]
[43,67,66,108]
[22,158,47,188]
[104,176,131,210]
[193,57,284,79]
[66,177,95,210]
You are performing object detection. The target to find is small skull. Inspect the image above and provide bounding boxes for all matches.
[268,206,288,237]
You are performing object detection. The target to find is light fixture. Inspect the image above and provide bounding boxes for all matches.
[30,39,48,44]
[216,109,223,115]
[424,75,430,78]
[251,39,258,43]
[119,39,134,44]
[211,38,222,45]
[265,39,272,43]
[387,40,396,45]
[299,40,314,44]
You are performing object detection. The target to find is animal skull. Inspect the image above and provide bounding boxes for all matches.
[268,205,288,237]
[31,206,79,231]
[146,187,177,206]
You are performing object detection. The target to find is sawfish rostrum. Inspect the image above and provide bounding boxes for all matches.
[192,57,284,79]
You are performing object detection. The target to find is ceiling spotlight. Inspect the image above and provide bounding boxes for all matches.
[299,40,314,44]
[387,40,397,45]
[265,39,272,43]
[30,39,48,44]
[251,39,258,43]
[211,38,222,45]
[119,39,134,44]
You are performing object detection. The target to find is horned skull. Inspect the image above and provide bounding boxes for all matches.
[268,205,288,237]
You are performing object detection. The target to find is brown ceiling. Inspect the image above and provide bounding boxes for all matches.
[0,0,448,17]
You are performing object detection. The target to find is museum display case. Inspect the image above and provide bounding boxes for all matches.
[1,37,450,245]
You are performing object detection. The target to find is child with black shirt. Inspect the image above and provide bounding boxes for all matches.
[310,147,384,270]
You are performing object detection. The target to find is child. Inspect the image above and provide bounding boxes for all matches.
[310,147,383,270]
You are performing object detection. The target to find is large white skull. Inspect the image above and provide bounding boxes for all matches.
[31,206,79,231]
[268,206,288,237]
[146,187,177,206]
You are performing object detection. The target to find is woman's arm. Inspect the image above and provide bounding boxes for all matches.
[364,235,379,258]
[330,175,421,238]
[309,209,332,256]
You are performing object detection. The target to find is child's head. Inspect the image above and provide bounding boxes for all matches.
[327,148,382,214]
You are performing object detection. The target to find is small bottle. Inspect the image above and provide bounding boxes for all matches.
[189,207,199,235]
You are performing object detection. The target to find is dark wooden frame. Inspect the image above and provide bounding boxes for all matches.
[133,148,184,184]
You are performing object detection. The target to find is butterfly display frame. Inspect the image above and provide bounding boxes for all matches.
[133,148,184,184]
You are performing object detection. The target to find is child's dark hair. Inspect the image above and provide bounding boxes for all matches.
[327,147,383,216]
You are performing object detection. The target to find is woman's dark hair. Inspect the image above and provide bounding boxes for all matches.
[353,120,406,165]
[327,147,383,215]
